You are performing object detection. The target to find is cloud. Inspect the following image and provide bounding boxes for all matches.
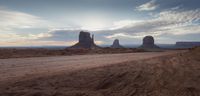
[3,7,199,46]
[0,8,48,33]
[0,40,77,46]
[100,8,200,44]
[136,0,159,11]
[36,8,200,45]
[116,9,199,33]
[0,8,59,46]
[105,33,134,39]
[38,29,81,41]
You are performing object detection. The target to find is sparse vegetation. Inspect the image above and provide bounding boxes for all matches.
[0,48,146,59]
[0,48,199,96]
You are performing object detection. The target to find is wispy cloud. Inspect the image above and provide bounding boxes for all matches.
[136,0,159,11]
[0,9,48,32]
[0,40,77,46]
[35,8,200,45]
[1,6,200,46]
[0,8,56,46]
[113,9,199,33]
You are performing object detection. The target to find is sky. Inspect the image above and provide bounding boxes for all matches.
[0,0,200,46]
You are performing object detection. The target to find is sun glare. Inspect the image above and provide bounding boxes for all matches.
[80,16,109,31]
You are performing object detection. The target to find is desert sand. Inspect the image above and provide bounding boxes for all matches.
[0,48,145,59]
[0,51,179,82]
[0,48,199,96]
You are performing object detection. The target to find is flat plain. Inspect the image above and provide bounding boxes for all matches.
[0,49,199,96]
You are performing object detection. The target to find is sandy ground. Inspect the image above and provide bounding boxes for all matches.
[1,49,199,96]
[0,48,145,59]
[0,51,181,83]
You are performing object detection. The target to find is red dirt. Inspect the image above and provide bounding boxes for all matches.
[0,48,199,96]
[0,48,145,59]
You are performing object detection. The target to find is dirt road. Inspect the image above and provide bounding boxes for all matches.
[0,51,184,82]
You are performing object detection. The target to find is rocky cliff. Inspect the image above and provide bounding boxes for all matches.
[71,31,99,49]
[111,39,124,48]
[139,36,160,49]
[176,42,200,48]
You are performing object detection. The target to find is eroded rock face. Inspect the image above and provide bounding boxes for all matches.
[139,36,159,49]
[78,31,93,48]
[111,39,124,48]
[71,31,99,49]
[143,36,154,45]
[176,42,200,48]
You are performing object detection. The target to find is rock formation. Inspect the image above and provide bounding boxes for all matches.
[111,39,124,48]
[71,31,99,49]
[139,36,160,49]
[176,42,200,48]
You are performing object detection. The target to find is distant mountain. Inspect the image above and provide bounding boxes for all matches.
[71,31,100,49]
[0,46,68,50]
[139,36,160,49]
[110,39,124,48]
[176,42,200,48]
